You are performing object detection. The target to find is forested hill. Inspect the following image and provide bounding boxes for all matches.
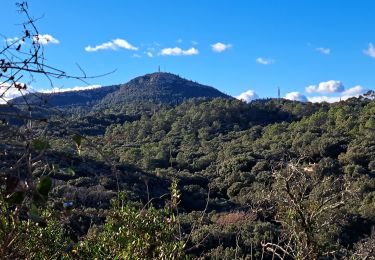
[94,72,231,111]
[2,92,375,258]
[10,72,231,113]
[10,84,120,109]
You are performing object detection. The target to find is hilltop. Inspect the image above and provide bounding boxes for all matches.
[95,72,231,109]
[10,72,231,113]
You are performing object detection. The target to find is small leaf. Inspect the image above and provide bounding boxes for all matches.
[71,134,82,147]
[32,139,50,151]
[5,176,19,194]
[29,203,39,215]
[27,212,47,227]
[52,164,60,173]
[62,168,75,176]
[5,191,24,204]
[33,192,47,205]
[71,134,83,155]
[36,176,52,197]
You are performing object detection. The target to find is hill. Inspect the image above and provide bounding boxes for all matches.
[10,72,231,114]
[10,85,120,109]
[2,93,375,258]
[94,72,231,111]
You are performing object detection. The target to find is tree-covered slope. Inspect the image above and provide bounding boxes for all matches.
[2,94,375,259]
[94,72,232,111]
[10,84,120,109]
[9,72,231,118]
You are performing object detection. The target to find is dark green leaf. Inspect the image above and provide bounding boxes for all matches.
[63,168,75,176]
[36,176,52,196]
[5,191,24,205]
[32,139,50,151]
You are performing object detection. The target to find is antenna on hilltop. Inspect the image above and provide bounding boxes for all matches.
[277,86,281,104]
[158,65,160,73]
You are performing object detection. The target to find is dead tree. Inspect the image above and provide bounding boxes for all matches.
[262,158,356,259]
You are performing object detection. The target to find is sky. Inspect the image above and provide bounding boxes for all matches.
[1,0,375,103]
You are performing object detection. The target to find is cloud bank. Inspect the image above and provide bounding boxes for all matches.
[284,92,308,102]
[0,84,103,104]
[85,38,138,52]
[306,80,344,94]
[236,90,259,103]
[302,80,367,103]
[0,83,29,104]
[39,85,102,93]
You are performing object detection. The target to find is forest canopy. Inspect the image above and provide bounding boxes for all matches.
[1,2,375,259]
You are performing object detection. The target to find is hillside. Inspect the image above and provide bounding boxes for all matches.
[10,84,120,109]
[2,94,375,258]
[94,72,231,111]
[10,72,231,114]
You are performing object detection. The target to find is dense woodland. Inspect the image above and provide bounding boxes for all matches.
[1,3,375,259]
[1,91,375,259]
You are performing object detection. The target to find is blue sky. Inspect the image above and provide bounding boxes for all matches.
[2,0,375,102]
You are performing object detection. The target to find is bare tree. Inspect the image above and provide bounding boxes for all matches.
[0,3,118,257]
[262,158,356,259]
[0,0,117,224]
[0,2,113,115]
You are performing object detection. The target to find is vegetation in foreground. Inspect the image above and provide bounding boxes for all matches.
[1,2,375,259]
[1,94,375,259]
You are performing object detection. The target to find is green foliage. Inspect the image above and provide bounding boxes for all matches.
[2,90,375,258]
[77,194,185,259]
[31,139,51,150]
[0,201,73,259]
[36,176,53,197]
[72,134,83,155]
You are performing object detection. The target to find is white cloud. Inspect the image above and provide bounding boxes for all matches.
[112,39,138,50]
[34,34,59,45]
[305,80,344,94]
[236,90,259,103]
[39,85,102,93]
[211,42,232,53]
[364,43,375,58]
[5,37,25,45]
[0,84,104,104]
[132,54,141,58]
[85,38,138,52]
[146,52,153,58]
[0,83,29,104]
[256,57,275,65]
[307,96,341,103]
[177,38,183,44]
[284,92,308,102]
[316,47,330,55]
[183,47,199,55]
[5,37,19,43]
[342,85,365,96]
[192,40,198,45]
[85,42,115,52]
[307,92,367,103]
[160,47,199,56]
[305,84,366,103]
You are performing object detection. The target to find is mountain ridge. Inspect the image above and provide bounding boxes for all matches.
[11,72,232,111]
